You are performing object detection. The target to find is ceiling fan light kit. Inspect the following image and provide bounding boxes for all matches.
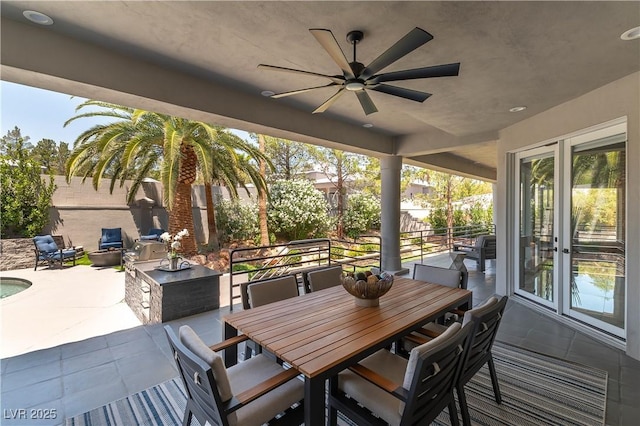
[258,27,460,115]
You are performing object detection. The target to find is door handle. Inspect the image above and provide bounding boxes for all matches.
[562,248,570,254]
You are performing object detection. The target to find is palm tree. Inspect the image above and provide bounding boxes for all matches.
[65,101,269,255]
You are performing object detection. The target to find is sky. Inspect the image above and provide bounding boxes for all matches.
[0,81,251,145]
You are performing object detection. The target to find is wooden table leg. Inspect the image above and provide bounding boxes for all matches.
[304,377,326,426]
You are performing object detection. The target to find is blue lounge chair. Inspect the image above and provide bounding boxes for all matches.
[99,227,123,250]
[33,235,77,271]
[140,228,165,241]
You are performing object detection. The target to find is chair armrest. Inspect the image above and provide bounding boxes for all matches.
[404,332,431,345]
[225,367,301,412]
[453,243,475,251]
[348,363,408,401]
[208,334,249,352]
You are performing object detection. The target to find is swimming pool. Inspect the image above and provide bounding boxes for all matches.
[0,277,32,298]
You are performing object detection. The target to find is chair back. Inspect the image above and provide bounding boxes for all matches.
[33,235,58,254]
[401,321,473,425]
[164,325,228,426]
[100,227,123,249]
[413,264,462,288]
[304,265,343,292]
[478,235,497,259]
[247,275,299,308]
[459,295,508,384]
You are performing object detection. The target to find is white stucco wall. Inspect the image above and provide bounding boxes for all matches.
[495,72,640,360]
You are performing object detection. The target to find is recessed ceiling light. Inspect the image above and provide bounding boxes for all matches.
[261,90,275,97]
[362,123,374,128]
[23,10,53,25]
[621,26,640,40]
[509,106,527,113]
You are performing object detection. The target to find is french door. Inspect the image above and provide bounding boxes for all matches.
[514,122,626,338]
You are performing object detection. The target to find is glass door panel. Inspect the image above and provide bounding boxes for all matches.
[516,148,557,308]
[567,140,625,335]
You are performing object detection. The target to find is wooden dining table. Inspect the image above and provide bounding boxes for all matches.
[222,276,472,426]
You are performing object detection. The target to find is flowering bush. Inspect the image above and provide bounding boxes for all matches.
[160,229,189,258]
[343,193,381,238]
[267,179,331,240]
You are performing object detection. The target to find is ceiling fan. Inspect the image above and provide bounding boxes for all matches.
[258,27,460,115]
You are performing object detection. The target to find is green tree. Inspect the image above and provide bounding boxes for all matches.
[0,138,56,238]
[1,126,33,156]
[56,142,71,175]
[31,138,58,173]
[257,135,312,181]
[65,100,268,255]
[309,147,362,238]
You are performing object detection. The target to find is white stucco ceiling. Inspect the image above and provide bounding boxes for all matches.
[2,1,639,181]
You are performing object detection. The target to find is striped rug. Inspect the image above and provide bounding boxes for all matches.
[65,342,607,426]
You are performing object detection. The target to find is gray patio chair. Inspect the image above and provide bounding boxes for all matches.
[240,275,300,359]
[454,235,496,272]
[328,321,473,426]
[33,235,76,271]
[302,265,343,293]
[407,295,508,426]
[413,263,467,289]
[164,325,304,426]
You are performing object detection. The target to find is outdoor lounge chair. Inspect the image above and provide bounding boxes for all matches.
[454,235,497,272]
[33,235,76,271]
[139,228,165,241]
[165,325,304,426]
[98,227,123,250]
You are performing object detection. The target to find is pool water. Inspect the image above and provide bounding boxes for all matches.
[0,277,32,298]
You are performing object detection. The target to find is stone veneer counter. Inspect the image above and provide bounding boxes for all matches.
[125,260,221,324]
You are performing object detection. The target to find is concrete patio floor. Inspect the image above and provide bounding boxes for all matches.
[1,256,639,425]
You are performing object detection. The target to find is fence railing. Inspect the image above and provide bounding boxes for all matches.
[227,225,496,309]
[399,224,496,264]
[228,236,381,309]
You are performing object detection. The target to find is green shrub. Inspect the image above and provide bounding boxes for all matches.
[0,142,56,238]
[267,179,330,240]
[343,193,381,239]
[215,198,259,242]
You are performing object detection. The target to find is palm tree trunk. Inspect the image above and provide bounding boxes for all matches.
[205,184,220,251]
[258,134,269,246]
[170,144,198,255]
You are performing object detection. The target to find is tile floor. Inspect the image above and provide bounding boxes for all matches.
[1,259,639,425]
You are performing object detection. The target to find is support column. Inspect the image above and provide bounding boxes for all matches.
[380,155,409,275]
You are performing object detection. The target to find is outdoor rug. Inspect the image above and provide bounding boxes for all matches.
[65,342,607,426]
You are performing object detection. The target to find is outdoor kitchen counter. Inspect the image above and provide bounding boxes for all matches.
[124,260,221,324]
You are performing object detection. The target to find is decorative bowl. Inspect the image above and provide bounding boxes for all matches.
[340,271,394,307]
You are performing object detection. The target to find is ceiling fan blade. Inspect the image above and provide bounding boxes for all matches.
[355,90,378,115]
[271,83,339,99]
[313,88,346,114]
[360,27,433,80]
[369,63,460,84]
[309,29,355,79]
[371,84,432,103]
[257,64,345,84]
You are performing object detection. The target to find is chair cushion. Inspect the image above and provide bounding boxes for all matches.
[413,264,461,288]
[247,276,298,308]
[178,326,233,403]
[34,235,58,253]
[462,296,498,326]
[229,354,304,426]
[339,349,407,426]
[306,266,343,292]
